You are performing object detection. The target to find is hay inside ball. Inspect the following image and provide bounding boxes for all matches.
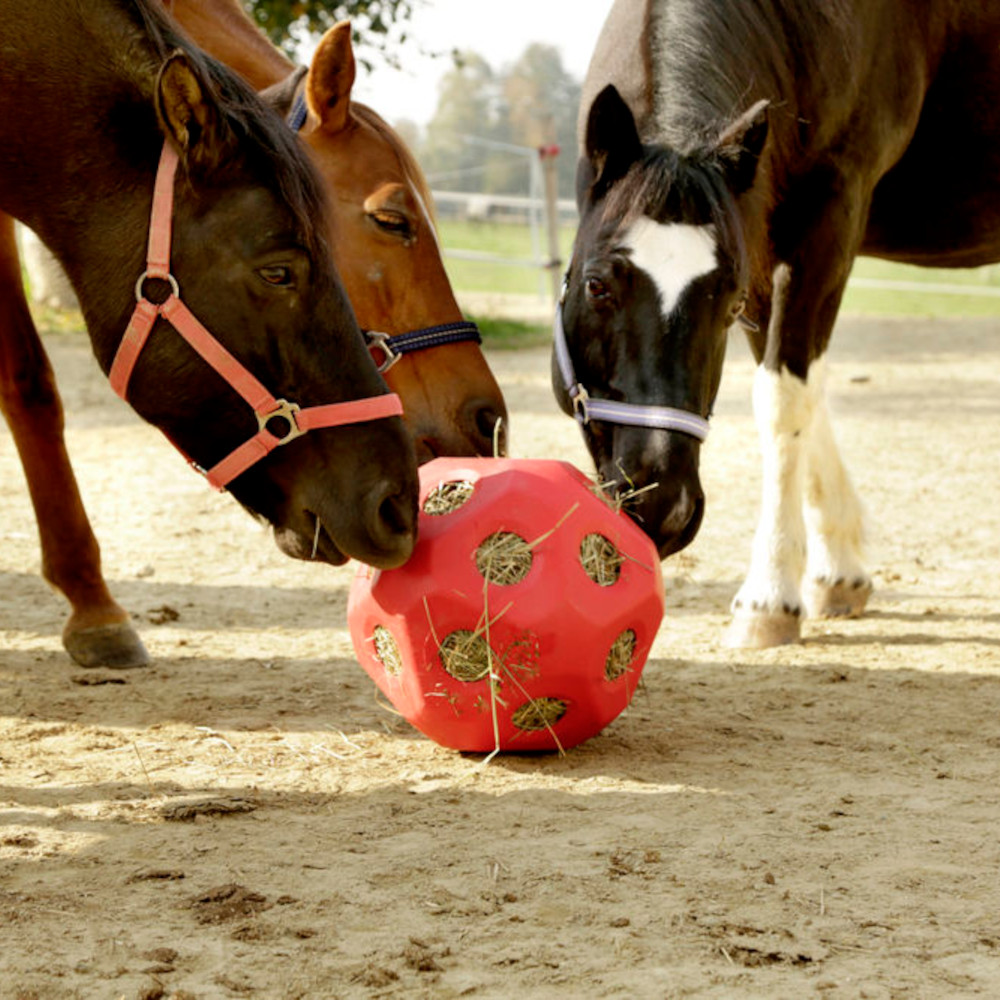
[348,457,665,753]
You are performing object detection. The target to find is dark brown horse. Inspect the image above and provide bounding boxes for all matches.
[556,0,1000,646]
[166,0,509,461]
[0,0,419,668]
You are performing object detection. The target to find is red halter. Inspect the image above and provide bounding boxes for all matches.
[109,141,404,490]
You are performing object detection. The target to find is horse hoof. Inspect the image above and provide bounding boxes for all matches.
[64,622,150,669]
[724,610,801,648]
[805,578,873,619]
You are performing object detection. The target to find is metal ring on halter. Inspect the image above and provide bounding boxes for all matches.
[571,385,590,423]
[257,399,306,445]
[366,331,402,373]
[134,270,179,303]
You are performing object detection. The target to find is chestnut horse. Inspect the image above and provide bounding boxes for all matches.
[0,0,418,668]
[555,0,1000,646]
[166,0,509,462]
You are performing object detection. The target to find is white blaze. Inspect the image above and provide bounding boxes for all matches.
[621,217,718,317]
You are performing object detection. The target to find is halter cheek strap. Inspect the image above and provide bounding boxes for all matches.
[109,141,403,491]
[552,280,711,441]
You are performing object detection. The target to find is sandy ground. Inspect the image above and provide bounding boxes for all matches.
[1,313,999,999]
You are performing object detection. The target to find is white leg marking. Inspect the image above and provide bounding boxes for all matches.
[802,358,871,615]
[620,218,717,317]
[732,363,821,618]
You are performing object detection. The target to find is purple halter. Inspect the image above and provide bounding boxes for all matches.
[552,279,711,441]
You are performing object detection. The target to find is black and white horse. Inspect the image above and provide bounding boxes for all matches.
[554,0,1000,646]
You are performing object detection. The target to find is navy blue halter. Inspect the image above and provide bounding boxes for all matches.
[284,92,482,368]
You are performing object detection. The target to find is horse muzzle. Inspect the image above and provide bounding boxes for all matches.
[600,430,706,558]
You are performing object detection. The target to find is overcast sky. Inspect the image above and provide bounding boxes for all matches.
[344,0,612,127]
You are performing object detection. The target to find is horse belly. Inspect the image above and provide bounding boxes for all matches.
[863,31,1000,268]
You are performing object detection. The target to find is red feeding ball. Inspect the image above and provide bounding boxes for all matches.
[348,457,665,753]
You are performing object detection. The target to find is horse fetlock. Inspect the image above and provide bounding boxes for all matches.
[804,575,873,619]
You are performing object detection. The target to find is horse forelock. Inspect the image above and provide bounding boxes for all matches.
[128,0,328,260]
[601,148,748,287]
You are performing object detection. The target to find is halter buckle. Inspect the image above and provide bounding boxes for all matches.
[257,399,305,445]
[366,331,401,373]
[571,384,591,424]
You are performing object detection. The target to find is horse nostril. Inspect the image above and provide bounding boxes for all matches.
[655,492,705,557]
[378,490,411,538]
[366,481,417,566]
[464,398,507,456]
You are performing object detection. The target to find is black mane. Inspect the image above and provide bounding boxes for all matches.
[604,145,749,285]
[127,0,327,258]
[649,0,856,151]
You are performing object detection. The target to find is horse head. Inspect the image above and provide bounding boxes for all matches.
[273,22,508,461]
[96,45,418,569]
[555,85,767,557]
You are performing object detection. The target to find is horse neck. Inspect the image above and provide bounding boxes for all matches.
[168,0,294,90]
[0,2,165,349]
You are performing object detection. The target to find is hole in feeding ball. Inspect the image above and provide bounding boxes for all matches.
[372,625,402,676]
[605,629,637,681]
[439,629,492,682]
[475,531,532,585]
[580,533,623,586]
[511,697,568,731]
[423,480,475,515]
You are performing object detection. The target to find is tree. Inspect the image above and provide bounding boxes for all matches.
[500,44,581,198]
[243,0,418,67]
[418,44,582,200]
[419,52,503,194]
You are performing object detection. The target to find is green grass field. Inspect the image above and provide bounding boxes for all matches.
[439,219,1000,337]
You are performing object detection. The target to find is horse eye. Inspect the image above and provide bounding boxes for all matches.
[586,276,609,301]
[370,210,413,239]
[258,265,293,287]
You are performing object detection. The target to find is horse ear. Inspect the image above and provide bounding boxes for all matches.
[155,50,232,170]
[584,84,643,200]
[304,21,356,135]
[714,99,769,194]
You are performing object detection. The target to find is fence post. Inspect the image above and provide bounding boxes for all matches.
[538,140,562,305]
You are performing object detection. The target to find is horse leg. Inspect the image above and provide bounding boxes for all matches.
[725,350,819,647]
[801,357,872,617]
[0,214,148,667]
[727,176,871,648]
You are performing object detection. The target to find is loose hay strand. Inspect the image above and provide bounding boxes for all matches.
[480,556,502,766]
[310,514,322,560]
[492,416,504,458]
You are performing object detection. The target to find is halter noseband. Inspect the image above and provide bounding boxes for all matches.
[552,279,711,441]
[285,92,482,370]
[109,141,404,491]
